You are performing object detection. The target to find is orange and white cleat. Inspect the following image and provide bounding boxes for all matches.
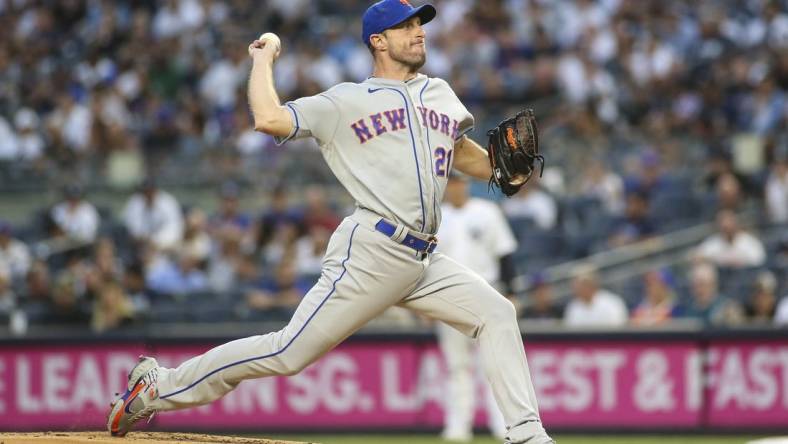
[107,356,160,437]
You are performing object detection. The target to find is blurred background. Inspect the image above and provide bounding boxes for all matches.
[0,0,786,441]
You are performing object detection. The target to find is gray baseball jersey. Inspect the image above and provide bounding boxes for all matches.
[277,74,473,235]
[147,75,551,443]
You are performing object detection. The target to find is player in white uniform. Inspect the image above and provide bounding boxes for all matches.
[107,2,553,443]
[437,173,517,442]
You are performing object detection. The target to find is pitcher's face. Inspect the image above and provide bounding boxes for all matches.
[382,16,426,70]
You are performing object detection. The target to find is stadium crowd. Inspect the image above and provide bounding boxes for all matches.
[0,0,786,334]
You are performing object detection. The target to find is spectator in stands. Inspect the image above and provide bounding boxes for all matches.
[501,177,558,230]
[180,208,211,264]
[695,210,766,268]
[775,294,788,325]
[207,226,244,294]
[245,258,311,316]
[84,237,123,297]
[50,185,100,243]
[254,186,303,253]
[700,150,758,203]
[122,179,184,251]
[579,160,625,215]
[765,155,788,224]
[145,249,208,297]
[746,78,785,136]
[0,0,783,200]
[684,262,737,326]
[564,265,628,327]
[3,0,788,329]
[293,225,331,278]
[744,271,778,323]
[521,273,562,320]
[47,269,90,325]
[631,269,682,326]
[0,116,16,160]
[302,186,341,232]
[25,259,51,302]
[198,41,248,112]
[47,92,93,155]
[151,0,206,40]
[210,181,252,235]
[13,108,45,164]
[262,220,301,268]
[0,221,31,282]
[0,264,16,317]
[0,260,26,334]
[91,281,134,333]
[715,173,746,213]
[703,149,739,192]
[607,190,655,247]
[90,85,132,154]
[234,105,270,157]
[624,150,668,198]
[123,261,150,314]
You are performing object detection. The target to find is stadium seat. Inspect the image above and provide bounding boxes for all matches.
[649,192,701,232]
[717,266,765,302]
[149,299,190,323]
[188,299,237,322]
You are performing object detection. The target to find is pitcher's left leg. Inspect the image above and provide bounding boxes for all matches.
[400,253,552,444]
[482,361,508,440]
[437,321,475,441]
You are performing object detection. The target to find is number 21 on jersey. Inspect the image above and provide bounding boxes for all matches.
[434,146,453,177]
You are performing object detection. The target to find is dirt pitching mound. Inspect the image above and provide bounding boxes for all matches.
[0,432,315,444]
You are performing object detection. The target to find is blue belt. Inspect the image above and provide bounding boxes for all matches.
[374,219,438,254]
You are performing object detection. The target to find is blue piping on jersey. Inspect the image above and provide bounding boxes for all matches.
[275,103,300,145]
[455,125,473,142]
[367,87,427,233]
[418,79,438,232]
[159,223,360,400]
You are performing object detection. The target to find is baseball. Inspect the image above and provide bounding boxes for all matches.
[258,32,281,53]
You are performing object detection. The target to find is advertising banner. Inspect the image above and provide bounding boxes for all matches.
[705,341,788,428]
[0,339,785,431]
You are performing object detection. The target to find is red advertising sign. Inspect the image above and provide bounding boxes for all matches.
[0,339,785,431]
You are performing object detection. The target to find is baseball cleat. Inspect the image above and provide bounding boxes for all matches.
[107,356,160,437]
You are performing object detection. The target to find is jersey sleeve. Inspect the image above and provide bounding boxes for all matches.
[454,102,474,142]
[275,93,341,146]
[435,77,474,141]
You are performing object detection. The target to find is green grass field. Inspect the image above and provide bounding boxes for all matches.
[277,435,771,444]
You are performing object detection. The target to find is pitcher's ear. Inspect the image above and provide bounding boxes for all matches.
[370,33,387,52]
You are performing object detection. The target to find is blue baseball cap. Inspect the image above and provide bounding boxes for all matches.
[362,0,436,47]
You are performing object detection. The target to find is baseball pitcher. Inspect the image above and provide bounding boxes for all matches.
[107,2,551,443]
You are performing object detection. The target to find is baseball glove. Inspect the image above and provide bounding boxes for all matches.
[487,109,545,197]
